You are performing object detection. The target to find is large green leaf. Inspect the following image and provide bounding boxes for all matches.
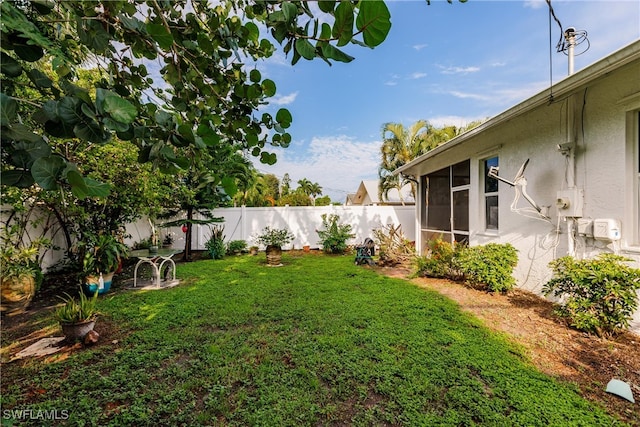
[67,170,89,199]
[3,124,42,143]
[0,52,22,77]
[57,97,83,124]
[295,39,316,60]
[31,155,66,190]
[318,1,336,13]
[1,169,34,188]
[0,93,17,126]
[260,151,277,165]
[276,108,293,128]
[74,121,107,143]
[320,42,354,63]
[146,23,174,49]
[83,177,111,198]
[27,69,53,89]
[22,139,51,160]
[355,0,391,48]
[32,100,58,124]
[262,79,277,97]
[333,1,354,47]
[103,94,137,124]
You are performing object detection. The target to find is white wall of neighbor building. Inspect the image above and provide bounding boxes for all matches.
[406,43,640,333]
[124,205,416,251]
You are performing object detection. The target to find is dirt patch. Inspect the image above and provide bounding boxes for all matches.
[375,265,640,426]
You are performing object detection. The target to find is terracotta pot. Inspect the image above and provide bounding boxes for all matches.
[265,245,282,266]
[0,275,36,315]
[303,245,310,252]
[61,319,96,342]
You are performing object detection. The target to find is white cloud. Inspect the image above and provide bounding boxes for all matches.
[271,92,298,106]
[254,135,381,202]
[410,72,427,79]
[413,43,428,51]
[448,90,491,101]
[439,65,481,75]
[427,115,486,129]
[524,0,546,10]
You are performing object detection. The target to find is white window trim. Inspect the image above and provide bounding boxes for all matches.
[622,108,640,253]
[481,156,500,235]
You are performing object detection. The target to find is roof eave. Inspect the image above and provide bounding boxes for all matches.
[395,40,640,176]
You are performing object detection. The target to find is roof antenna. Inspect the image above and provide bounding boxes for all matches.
[488,159,547,217]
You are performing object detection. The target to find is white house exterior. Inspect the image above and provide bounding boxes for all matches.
[346,180,415,206]
[396,40,640,332]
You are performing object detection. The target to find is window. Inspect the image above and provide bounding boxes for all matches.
[483,157,499,231]
[422,160,470,245]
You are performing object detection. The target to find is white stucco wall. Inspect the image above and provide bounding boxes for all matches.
[406,44,640,333]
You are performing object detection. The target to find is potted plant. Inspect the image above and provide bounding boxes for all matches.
[81,233,128,295]
[255,226,294,266]
[0,227,46,315]
[54,290,99,342]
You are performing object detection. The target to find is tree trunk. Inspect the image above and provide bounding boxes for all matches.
[182,207,193,261]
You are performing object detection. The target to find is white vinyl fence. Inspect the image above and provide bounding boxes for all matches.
[5,205,415,270]
[126,205,416,251]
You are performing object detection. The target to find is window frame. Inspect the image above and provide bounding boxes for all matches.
[482,156,500,234]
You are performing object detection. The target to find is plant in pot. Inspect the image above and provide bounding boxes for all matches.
[0,227,46,315]
[81,234,128,295]
[54,290,99,342]
[255,226,294,266]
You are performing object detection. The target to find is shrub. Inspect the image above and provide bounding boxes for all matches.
[205,225,226,260]
[414,238,457,278]
[372,224,415,266]
[316,214,355,254]
[227,240,247,254]
[255,227,294,248]
[542,254,640,336]
[453,243,518,293]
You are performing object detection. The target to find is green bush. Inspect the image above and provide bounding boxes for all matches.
[227,240,247,254]
[453,243,518,293]
[414,238,457,278]
[205,225,226,260]
[316,214,355,254]
[543,254,640,336]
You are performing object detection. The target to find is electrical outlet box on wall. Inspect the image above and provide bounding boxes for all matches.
[576,219,593,237]
[593,219,621,241]
[556,188,583,218]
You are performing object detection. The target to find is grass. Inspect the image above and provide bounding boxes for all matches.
[1,253,626,426]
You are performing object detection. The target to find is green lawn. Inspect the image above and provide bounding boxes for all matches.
[1,254,625,426]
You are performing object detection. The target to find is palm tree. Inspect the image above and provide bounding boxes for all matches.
[378,120,483,205]
[296,178,313,196]
[378,120,433,204]
[308,182,323,206]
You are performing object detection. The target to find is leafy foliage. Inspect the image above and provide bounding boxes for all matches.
[226,240,248,254]
[205,225,226,260]
[414,237,457,278]
[454,243,518,293]
[80,233,128,275]
[415,239,518,293]
[316,213,354,254]
[0,0,397,197]
[255,226,294,248]
[54,290,98,324]
[543,254,640,336]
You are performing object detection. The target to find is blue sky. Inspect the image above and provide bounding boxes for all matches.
[252,0,639,203]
